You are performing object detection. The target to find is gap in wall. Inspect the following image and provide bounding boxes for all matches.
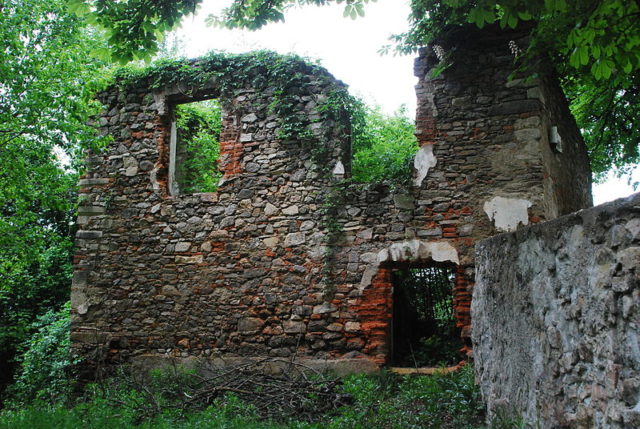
[170,99,223,195]
[391,265,463,367]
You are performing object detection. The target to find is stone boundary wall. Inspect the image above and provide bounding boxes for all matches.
[473,192,640,428]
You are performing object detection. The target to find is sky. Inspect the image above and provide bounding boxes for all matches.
[174,0,638,204]
[174,0,416,115]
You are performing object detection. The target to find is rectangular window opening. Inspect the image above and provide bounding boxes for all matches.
[169,99,222,195]
[391,265,463,367]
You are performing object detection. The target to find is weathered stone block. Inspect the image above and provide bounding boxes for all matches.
[79,178,110,186]
[77,206,106,215]
[284,232,305,247]
[474,193,640,428]
[175,242,191,252]
[283,321,306,334]
[76,230,103,239]
[175,255,203,264]
[489,99,540,116]
[238,317,264,333]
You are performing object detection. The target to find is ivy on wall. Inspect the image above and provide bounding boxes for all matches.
[108,50,416,301]
[112,51,352,173]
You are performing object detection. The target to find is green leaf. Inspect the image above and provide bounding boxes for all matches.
[591,61,602,80]
[601,59,614,79]
[579,45,589,65]
[517,12,533,20]
[482,8,496,24]
[468,8,485,28]
[569,48,580,68]
[556,0,568,12]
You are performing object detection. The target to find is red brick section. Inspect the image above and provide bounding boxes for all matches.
[351,268,393,365]
[415,116,437,142]
[218,114,242,179]
[453,266,473,357]
[352,263,473,365]
[415,74,438,145]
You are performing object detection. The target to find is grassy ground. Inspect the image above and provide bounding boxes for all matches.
[0,365,525,429]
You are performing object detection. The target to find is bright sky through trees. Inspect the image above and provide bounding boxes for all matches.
[174,0,416,116]
[173,0,637,203]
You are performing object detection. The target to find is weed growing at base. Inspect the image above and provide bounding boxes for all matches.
[0,364,527,428]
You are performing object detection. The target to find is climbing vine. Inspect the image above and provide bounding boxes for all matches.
[112,51,359,300]
[113,51,353,170]
[109,51,416,301]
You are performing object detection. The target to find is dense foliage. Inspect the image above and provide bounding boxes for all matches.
[351,105,418,185]
[68,0,202,62]
[0,0,107,399]
[68,0,374,61]
[0,366,493,428]
[175,100,223,193]
[5,304,74,407]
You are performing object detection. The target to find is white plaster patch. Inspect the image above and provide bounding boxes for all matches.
[378,239,459,264]
[150,167,160,191]
[483,196,532,232]
[332,160,345,176]
[550,125,563,152]
[361,240,459,289]
[71,291,89,315]
[413,144,437,187]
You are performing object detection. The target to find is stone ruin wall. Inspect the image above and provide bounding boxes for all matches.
[71,26,592,373]
[473,192,640,428]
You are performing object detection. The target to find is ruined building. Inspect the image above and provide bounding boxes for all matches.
[71,26,592,373]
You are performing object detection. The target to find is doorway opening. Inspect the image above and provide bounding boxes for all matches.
[391,264,463,367]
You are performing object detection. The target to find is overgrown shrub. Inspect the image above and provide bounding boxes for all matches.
[330,365,485,429]
[351,104,418,186]
[0,364,491,428]
[5,302,74,406]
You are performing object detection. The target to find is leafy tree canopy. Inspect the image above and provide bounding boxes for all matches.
[351,104,418,185]
[0,0,108,396]
[68,0,375,62]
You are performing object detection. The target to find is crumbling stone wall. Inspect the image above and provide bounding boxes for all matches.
[473,192,640,428]
[72,27,592,373]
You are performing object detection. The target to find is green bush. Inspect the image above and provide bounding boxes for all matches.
[351,104,418,186]
[330,365,485,429]
[5,303,74,406]
[175,100,222,193]
[410,333,463,367]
